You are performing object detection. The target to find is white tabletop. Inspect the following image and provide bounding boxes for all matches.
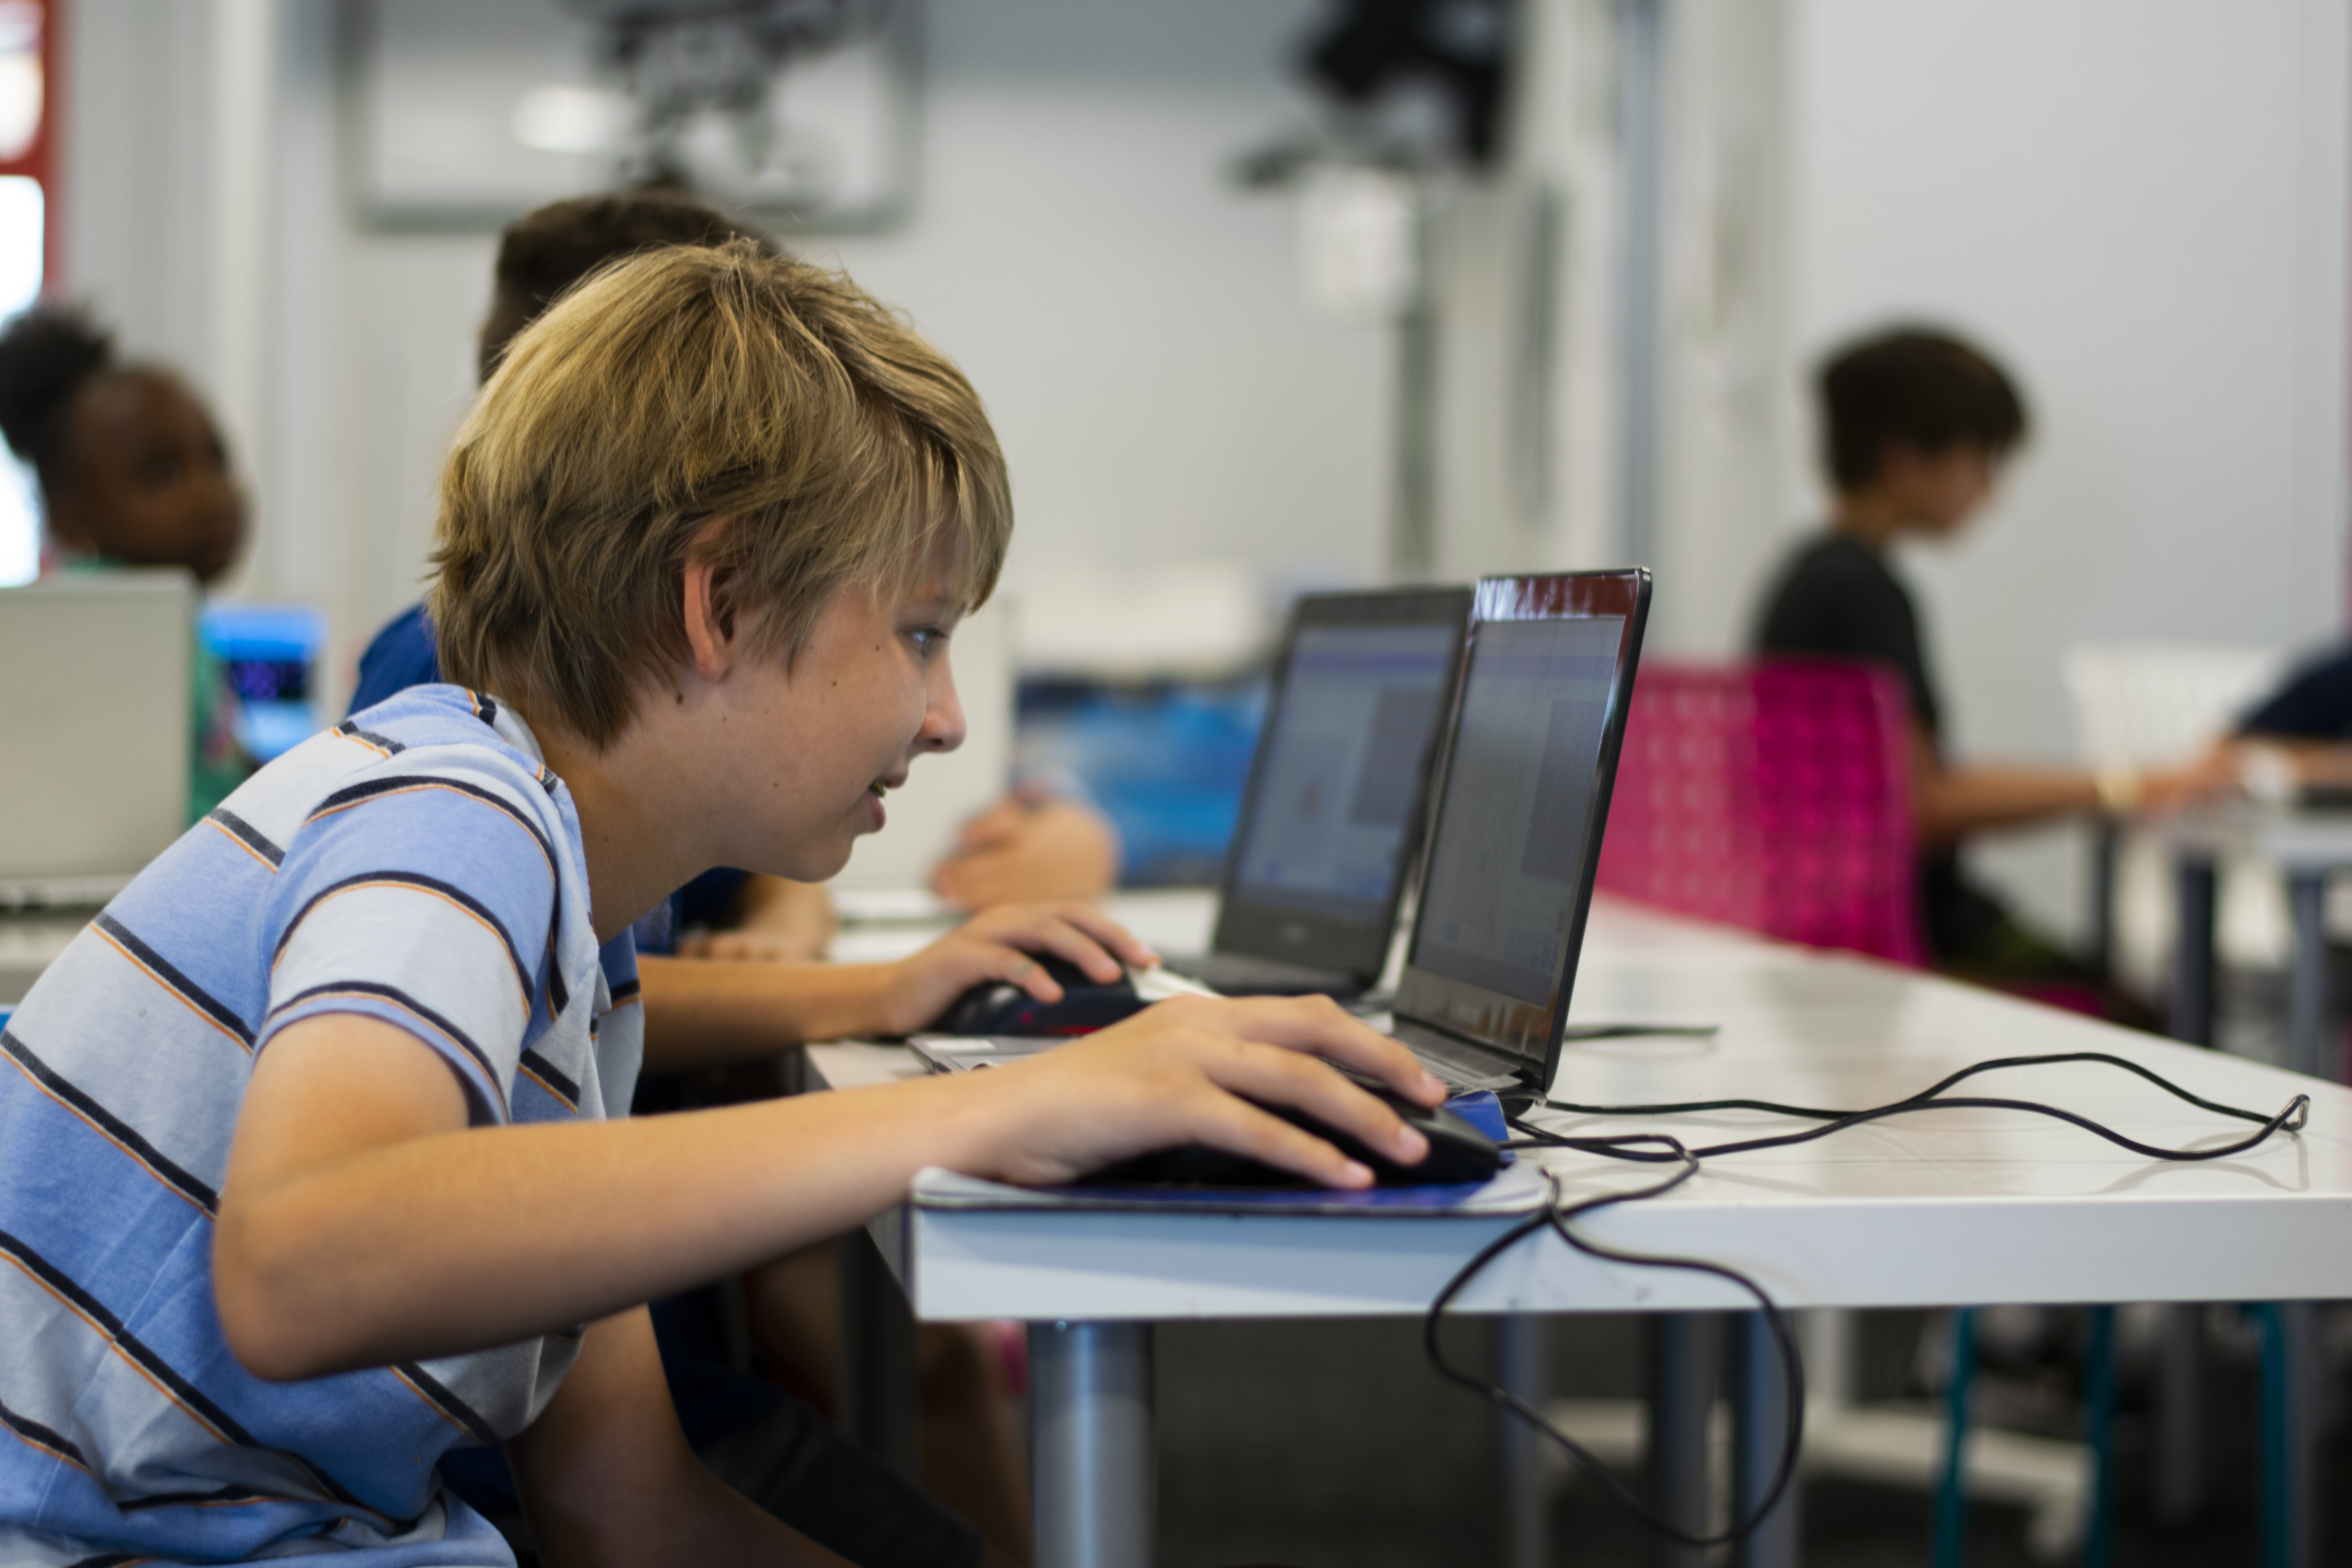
[809,893,2352,1321]
[2152,801,2352,867]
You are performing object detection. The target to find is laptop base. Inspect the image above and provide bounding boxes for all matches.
[1162,951,1367,1000]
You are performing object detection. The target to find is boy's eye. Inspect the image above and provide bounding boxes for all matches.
[909,626,949,657]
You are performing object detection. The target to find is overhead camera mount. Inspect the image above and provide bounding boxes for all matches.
[546,0,891,188]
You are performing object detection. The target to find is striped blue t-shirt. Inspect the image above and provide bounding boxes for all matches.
[0,684,644,1566]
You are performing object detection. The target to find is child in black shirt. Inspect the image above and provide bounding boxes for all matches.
[1755,327,2225,975]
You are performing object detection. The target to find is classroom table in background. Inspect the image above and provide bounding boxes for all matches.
[2160,804,2352,1077]
[813,891,2352,1568]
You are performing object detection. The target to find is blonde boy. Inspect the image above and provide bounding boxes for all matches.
[0,242,1441,1566]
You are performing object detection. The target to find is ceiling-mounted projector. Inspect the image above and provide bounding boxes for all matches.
[524,0,902,213]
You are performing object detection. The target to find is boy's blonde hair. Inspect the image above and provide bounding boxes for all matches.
[430,240,1010,747]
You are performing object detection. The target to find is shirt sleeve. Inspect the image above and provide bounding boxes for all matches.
[256,768,564,1125]
[2241,647,2352,739]
[348,603,444,719]
[1755,542,1941,734]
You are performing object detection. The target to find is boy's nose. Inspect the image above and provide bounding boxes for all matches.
[921,670,966,755]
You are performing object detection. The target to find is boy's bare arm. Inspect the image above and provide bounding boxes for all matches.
[506,1307,853,1567]
[214,992,1440,1381]
[1908,725,2234,845]
[636,900,1158,1072]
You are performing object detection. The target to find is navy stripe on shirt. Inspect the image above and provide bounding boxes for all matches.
[0,1392,89,1471]
[306,773,570,1018]
[517,1048,581,1112]
[1,1029,220,1214]
[0,1229,396,1524]
[267,980,510,1116]
[390,1362,502,1449]
[332,718,407,757]
[275,871,537,1011]
[204,808,285,869]
[89,914,256,1050]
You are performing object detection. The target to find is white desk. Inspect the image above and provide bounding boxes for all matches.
[809,894,2352,1568]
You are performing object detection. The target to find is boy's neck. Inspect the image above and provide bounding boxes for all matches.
[1828,488,1907,552]
[534,715,708,946]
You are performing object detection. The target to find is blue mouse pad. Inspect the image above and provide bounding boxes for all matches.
[909,1091,1537,1218]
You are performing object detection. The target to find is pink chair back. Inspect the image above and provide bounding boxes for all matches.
[1597,660,1926,965]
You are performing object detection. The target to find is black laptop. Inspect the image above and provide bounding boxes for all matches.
[1161,586,1474,1000]
[913,570,1652,1096]
[1371,568,1651,1094]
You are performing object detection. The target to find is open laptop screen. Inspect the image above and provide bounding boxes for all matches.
[1227,622,1459,922]
[1410,615,1624,1001]
[1394,570,1650,1073]
[1207,586,1472,981]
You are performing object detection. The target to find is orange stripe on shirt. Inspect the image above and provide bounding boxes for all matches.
[90,926,253,1054]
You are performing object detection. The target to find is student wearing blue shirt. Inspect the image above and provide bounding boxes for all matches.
[0,237,1442,1567]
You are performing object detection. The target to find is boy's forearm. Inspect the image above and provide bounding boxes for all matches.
[216,1017,1008,1378]
[636,954,899,1070]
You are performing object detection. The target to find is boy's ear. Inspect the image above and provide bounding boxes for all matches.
[680,558,737,684]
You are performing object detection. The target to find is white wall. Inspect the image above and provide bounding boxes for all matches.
[1773,0,2350,939]
[820,2,1393,599]
[65,0,1395,713]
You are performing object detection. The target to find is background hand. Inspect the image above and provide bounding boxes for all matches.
[933,795,1120,908]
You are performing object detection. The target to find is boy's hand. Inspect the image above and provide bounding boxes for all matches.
[878,901,1159,1036]
[957,994,1450,1189]
[933,796,1120,908]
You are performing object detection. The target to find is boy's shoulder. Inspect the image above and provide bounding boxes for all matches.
[209,683,573,888]
[1779,530,1898,586]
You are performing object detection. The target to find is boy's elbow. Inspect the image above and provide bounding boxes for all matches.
[212,1221,345,1382]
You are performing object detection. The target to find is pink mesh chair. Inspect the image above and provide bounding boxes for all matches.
[1598,660,1926,965]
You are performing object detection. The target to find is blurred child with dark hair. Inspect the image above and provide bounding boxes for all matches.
[0,305,251,817]
[1755,326,2225,984]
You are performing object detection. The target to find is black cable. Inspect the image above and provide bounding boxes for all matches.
[1428,1050,2310,1550]
[1423,1157,1806,1549]
[1543,1051,2302,1129]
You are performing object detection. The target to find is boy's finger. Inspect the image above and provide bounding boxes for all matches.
[1180,1093,1376,1189]
[1033,902,1160,971]
[995,950,1065,1003]
[1184,1035,1430,1170]
[1203,995,1446,1105]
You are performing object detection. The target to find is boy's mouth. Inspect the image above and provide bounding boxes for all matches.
[868,781,889,798]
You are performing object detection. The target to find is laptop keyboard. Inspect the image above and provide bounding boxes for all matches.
[1390,1018,1527,1093]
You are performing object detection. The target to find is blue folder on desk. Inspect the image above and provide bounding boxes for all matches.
[910,1093,1549,1218]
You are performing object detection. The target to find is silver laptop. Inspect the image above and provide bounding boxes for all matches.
[0,571,194,908]
[918,569,1652,1097]
[1162,586,1472,999]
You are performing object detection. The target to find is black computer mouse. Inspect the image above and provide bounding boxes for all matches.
[930,954,1148,1036]
[1086,1081,1502,1189]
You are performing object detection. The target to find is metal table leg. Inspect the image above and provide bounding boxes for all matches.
[1731,1310,1800,1568]
[2083,1306,2116,1568]
[2258,1301,2316,1568]
[2171,853,2219,1046]
[2154,1303,2203,1528]
[2288,870,2330,1080]
[2089,818,2120,984]
[1646,1312,1721,1568]
[1499,1314,1551,1568]
[1031,1321,1155,1568]
[837,1227,918,1479]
